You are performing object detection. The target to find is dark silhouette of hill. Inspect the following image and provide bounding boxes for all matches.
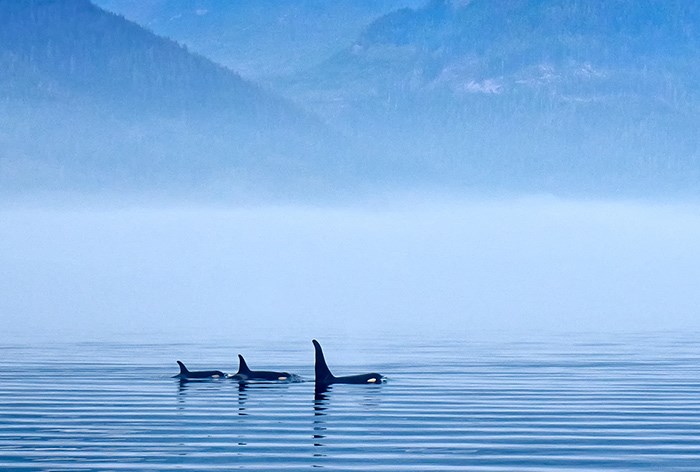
[287,0,700,193]
[0,0,343,195]
[3,0,700,196]
[92,0,425,81]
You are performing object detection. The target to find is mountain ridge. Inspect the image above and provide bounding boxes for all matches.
[92,0,426,81]
[3,0,700,195]
[281,0,700,191]
[0,0,345,194]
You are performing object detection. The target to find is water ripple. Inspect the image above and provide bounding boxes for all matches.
[1,334,699,470]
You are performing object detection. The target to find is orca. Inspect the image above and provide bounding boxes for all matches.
[228,354,299,382]
[172,360,225,379]
[312,339,384,388]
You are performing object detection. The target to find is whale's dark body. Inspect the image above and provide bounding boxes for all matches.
[312,339,383,388]
[230,354,295,382]
[173,361,225,379]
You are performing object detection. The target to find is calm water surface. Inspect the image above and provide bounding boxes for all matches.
[1,333,700,471]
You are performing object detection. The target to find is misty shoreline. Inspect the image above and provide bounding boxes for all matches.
[3,196,699,342]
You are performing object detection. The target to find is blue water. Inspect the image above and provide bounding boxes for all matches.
[2,333,700,470]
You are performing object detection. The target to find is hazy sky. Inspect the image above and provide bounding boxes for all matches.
[2,197,699,343]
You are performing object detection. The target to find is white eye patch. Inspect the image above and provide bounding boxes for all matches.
[367,378,377,383]
[278,376,288,381]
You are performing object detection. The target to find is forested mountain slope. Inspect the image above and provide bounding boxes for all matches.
[0,0,340,194]
[287,0,700,191]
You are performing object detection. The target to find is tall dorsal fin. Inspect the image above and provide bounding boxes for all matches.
[312,339,334,383]
[237,354,251,374]
[176,360,189,374]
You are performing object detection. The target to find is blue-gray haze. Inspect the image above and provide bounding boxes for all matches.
[1,1,699,349]
[1,0,699,194]
[3,3,700,469]
[2,198,700,342]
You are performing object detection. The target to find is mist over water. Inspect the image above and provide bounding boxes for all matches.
[4,2,700,469]
[2,196,699,343]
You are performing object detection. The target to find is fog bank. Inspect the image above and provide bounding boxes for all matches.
[2,198,699,342]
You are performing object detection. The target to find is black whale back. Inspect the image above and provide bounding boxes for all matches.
[334,373,383,384]
[174,361,225,379]
[236,354,291,381]
[312,339,383,386]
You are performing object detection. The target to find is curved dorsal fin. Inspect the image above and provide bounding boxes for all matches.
[312,339,334,383]
[176,360,189,374]
[237,354,251,374]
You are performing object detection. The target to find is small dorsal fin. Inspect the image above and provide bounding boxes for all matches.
[176,360,189,374]
[237,354,251,374]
